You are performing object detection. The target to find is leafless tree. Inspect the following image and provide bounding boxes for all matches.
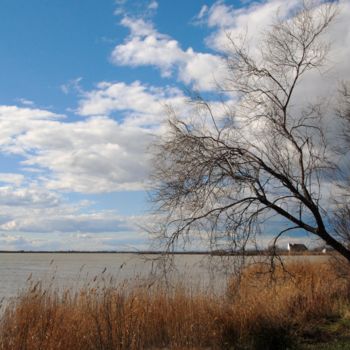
[151,2,350,263]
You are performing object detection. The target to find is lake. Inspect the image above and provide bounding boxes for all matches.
[0,253,329,302]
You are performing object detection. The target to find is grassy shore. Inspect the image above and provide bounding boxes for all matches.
[1,260,350,349]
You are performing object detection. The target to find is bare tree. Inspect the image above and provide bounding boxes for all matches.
[151,2,350,262]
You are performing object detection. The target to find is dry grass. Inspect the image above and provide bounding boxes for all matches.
[0,260,350,350]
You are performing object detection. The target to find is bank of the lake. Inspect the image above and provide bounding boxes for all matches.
[1,258,350,349]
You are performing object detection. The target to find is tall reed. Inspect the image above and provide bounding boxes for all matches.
[0,261,349,349]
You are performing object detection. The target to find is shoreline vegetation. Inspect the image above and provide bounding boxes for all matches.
[1,260,350,349]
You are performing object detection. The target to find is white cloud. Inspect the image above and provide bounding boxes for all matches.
[0,211,130,234]
[177,50,224,91]
[197,5,208,20]
[0,186,61,207]
[203,0,301,51]
[148,1,158,10]
[22,117,153,192]
[111,17,226,90]
[119,17,155,37]
[0,104,154,193]
[78,80,186,125]
[61,77,83,95]
[0,205,149,250]
[0,73,197,195]
[112,17,184,77]
[114,0,158,20]
[0,106,63,155]
[0,182,148,251]
[0,77,228,196]
[111,0,350,94]
[16,98,35,106]
[0,173,25,186]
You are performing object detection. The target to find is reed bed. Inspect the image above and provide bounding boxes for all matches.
[0,260,349,349]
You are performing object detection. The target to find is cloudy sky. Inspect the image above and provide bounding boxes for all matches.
[0,0,349,251]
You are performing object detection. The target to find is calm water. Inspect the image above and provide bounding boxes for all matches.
[0,253,226,301]
[0,253,328,301]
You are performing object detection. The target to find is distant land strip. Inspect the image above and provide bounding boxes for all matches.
[0,250,332,256]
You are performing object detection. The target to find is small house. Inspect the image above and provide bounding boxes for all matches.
[287,243,308,252]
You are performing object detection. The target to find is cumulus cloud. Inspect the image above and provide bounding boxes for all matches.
[0,106,63,155]
[111,17,185,77]
[21,116,153,192]
[0,104,156,193]
[0,74,199,195]
[202,0,302,51]
[111,17,226,91]
[78,80,186,126]
[201,0,350,74]
[0,186,61,207]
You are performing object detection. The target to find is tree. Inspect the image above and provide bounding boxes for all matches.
[151,2,350,262]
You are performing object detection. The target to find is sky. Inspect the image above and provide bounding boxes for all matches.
[0,0,349,251]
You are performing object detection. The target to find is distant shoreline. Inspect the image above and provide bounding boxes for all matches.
[0,250,331,256]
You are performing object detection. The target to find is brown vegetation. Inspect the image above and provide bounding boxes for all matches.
[0,261,350,349]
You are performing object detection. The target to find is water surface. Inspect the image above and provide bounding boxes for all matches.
[0,253,328,301]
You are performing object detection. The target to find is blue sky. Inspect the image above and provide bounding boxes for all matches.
[0,0,349,251]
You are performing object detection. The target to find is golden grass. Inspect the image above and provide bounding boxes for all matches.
[0,260,349,349]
